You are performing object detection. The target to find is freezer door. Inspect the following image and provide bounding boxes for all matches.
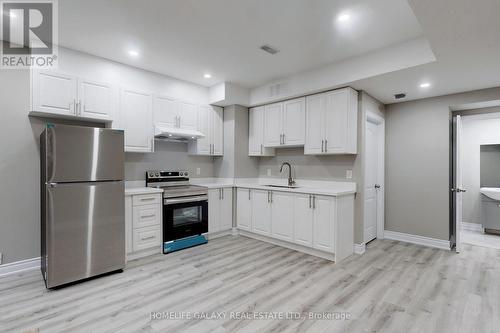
[45,181,125,288]
[45,124,124,183]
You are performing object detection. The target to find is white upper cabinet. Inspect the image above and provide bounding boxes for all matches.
[31,69,114,122]
[178,101,198,130]
[264,103,283,147]
[78,79,114,121]
[264,98,305,147]
[249,106,275,156]
[120,88,153,153]
[189,105,223,156]
[153,97,198,131]
[282,98,306,146]
[305,88,358,155]
[153,95,178,128]
[31,70,78,116]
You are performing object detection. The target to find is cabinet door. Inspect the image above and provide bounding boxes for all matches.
[179,101,198,130]
[120,88,153,152]
[248,107,262,155]
[208,189,221,233]
[305,94,325,155]
[263,103,283,147]
[293,194,313,247]
[220,188,233,231]
[251,190,271,235]
[325,89,349,153]
[313,196,334,253]
[153,95,178,128]
[212,106,224,156]
[237,188,252,231]
[194,105,211,155]
[32,70,77,116]
[249,107,274,156]
[271,191,294,242]
[282,98,305,146]
[79,79,113,121]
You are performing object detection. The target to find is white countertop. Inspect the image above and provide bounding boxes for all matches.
[191,178,356,197]
[125,181,164,196]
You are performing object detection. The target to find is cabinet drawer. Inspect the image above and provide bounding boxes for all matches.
[133,204,161,229]
[133,226,161,252]
[133,194,160,206]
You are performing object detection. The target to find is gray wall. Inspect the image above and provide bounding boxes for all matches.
[214,105,259,178]
[385,87,500,241]
[125,141,215,181]
[0,70,109,264]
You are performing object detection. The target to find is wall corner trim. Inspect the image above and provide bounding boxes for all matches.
[353,243,366,255]
[384,230,451,250]
[0,257,40,277]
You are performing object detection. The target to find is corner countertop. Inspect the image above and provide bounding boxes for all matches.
[125,181,164,196]
[190,178,356,197]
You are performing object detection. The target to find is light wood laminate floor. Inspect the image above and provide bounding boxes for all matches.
[1,235,499,333]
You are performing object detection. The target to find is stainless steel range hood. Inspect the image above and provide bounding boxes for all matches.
[154,125,205,142]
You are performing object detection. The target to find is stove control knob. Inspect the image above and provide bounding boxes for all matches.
[184,172,189,177]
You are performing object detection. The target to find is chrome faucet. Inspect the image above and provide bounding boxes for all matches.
[280,162,295,187]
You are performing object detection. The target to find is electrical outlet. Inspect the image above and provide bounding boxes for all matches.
[267,169,272,176]
[346,170,353,179]
[196,167,201,176]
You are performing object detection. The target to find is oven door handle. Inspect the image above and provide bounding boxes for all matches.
[164,195,208,205]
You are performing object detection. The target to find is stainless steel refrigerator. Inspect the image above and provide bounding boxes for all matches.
[40,124,125,288]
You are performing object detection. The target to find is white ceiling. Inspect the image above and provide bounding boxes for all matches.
[59,0,423,88]
[351,0,500,103]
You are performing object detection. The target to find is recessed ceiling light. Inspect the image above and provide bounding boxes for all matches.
[203,73,212,79]
[420,82,431,88]
[128,50,139,57]
[337,13,350,22]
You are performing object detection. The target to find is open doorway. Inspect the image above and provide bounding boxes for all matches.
[451,107,500,252]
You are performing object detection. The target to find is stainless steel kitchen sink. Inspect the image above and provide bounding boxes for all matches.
[264,184,300,189]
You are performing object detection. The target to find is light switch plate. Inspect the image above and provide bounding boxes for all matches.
[267,169,272,176]
[196,168,201,176]
[346,170,353,179]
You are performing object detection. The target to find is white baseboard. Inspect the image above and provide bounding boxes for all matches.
[384,230,451,250]
[0,257,40,277]
[353,243,366,255]
[461,222,484,232]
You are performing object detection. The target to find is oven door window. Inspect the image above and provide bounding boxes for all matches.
[173,206,202,226]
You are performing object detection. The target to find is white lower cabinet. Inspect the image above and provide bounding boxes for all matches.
[209,187,233,233]
[270,192,294,242]
[312,195,335,252]
[293,194,313,247]
[251,190,272,236]
[236,188,252,231]
[125,193,162,261]
[238,188,353,262]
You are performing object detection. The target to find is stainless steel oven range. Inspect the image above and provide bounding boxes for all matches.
[146,170,208,253]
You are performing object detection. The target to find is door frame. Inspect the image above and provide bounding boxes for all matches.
[364,111,385,241]
[449,101,500,251]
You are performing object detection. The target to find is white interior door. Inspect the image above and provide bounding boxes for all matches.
[364,121,378,243]
[364,114,385,243]
[455,115,463,253]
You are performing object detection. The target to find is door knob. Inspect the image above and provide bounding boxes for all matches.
[375,184,381,189]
